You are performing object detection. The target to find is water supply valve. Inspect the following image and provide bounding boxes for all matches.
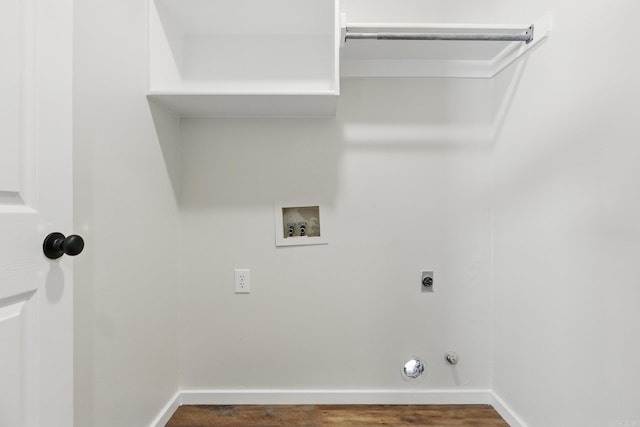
[445,351,458,365]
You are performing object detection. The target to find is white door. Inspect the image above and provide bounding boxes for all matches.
[0,0,74,426]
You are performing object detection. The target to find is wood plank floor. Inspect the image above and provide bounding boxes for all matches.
[165,404,509,426]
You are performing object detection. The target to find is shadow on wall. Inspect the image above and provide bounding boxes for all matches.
[339,78,495,151]
[177,117,342,208]
[148,99,181,201]
[147,72,528,208]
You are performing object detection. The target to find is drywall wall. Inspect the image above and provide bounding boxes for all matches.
[68,0,640,423]
[178,77,494,391]
[491,1,640,426]
[342,0,503,23]
[175,0,516,400]
[73,0,181,425]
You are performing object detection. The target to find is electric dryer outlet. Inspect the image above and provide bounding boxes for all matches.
[421,271,434,293]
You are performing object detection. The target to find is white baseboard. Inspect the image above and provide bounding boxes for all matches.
[149,391,181,427]
[151,389,523,427]
[490,392,527,427]
[179,389,492,405]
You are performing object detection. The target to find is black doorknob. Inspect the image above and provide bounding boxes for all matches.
[43,232,85,260]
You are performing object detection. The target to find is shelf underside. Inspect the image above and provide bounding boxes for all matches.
[148,93,339,117]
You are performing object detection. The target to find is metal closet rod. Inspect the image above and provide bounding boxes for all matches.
[345,24,534,44]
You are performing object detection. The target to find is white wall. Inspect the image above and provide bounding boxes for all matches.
[175,0,523,402]
[342,0,502,23]
[73,0,181,425]
[70,0,640,424]
[178,77,494,391]
[492,1,640,426]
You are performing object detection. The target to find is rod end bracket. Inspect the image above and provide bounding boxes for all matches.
[525,25,535,44]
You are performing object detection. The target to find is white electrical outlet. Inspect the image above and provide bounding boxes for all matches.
[234,269,250,294]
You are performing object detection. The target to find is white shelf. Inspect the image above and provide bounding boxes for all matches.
[148,0,340,117]
[148,93,338,117]
[340,16,552,79]
[148,2,550,116]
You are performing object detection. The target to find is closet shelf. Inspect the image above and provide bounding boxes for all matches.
[147,0,551,117]
[340,15,552,79]
[147,93,338,117]
[147,0,340,117]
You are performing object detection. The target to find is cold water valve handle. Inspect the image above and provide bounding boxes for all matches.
[43,232,85,259]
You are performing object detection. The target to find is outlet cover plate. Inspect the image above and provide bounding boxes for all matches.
[235,269,250,294]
